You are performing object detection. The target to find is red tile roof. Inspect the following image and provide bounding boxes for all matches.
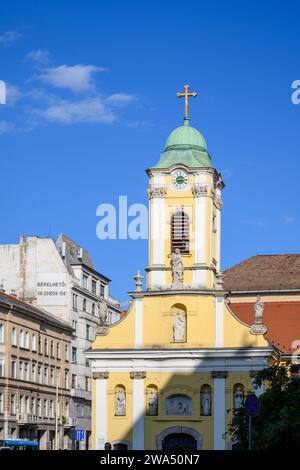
[230,301,300,354]
[224,254,300,292]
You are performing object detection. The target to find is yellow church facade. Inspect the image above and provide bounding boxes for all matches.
[87,86,275,450]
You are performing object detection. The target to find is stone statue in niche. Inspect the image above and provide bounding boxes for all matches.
[171,249,184,288]
[147,389,158,416]
[115,388,126,416]
[234,387,244,410]
[254,295,264,324]
[173,311,186,342]
[201,389,211,416]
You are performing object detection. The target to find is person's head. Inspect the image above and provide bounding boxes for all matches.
[104,442,112,450]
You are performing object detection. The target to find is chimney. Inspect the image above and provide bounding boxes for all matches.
[62,241,66,258]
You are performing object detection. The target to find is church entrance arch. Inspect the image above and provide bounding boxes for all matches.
[162,433,197,450]
[156,426,202,450]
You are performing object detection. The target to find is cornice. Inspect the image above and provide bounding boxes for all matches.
[128,288,229,298]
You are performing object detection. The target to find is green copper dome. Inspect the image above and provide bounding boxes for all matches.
[165,119,207,151]
[152,118,213,169]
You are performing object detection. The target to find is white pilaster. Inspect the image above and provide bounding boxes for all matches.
[213,374,226,450]
[192,269,207,288]
[135,298,143,347]
[209,196,213,265]
[150,194,165,288]
[216,207,221,272]
[193,179,207,288]
[194,195,206,265]
[215,296,224,347]
[132,377,145,450]
[95,376,107,449]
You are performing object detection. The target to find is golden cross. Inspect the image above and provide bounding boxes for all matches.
[176,84,198,119]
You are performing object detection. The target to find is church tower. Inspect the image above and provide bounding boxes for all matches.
[147,84,224,291]
[88,86,272,451]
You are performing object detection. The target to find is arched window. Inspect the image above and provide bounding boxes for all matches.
[171,211,189,254]
[57,342,60,359]
[25,331,29,349]
[32,334,37,351]
[11,327,17,346]
[44,338,48,356]
[20,330,24,348]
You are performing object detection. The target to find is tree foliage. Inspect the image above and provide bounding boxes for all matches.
[227,364,300,449]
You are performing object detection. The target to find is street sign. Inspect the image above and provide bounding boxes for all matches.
[75,429,85,442]
[245,393,260,417]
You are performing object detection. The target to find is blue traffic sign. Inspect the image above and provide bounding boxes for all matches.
[245,394,260,417]
[76,429,85,442]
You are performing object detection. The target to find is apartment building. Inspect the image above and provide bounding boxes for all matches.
[0,233,123,449]
[0,290,73,449]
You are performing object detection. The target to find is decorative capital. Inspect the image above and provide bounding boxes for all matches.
[147,185,167,199]
[211,371,228,379]
[130,371,147,380]
[191,184,208,198]
[93,372,109,380]
[96,326,109,336]
[213,172,224,190]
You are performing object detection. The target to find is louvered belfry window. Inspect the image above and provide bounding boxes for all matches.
[171,211,190,254]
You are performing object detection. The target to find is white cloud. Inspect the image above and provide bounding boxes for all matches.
[0,121,13,134]
[38,97,116,124]
[221,168,232,179]
[38,64,107,92]
[283,216,295,225]
[26,49,50,64]
[243,218,268,228]
[0,30,21,45]
[5,84,22,106]
[126,120,153,128]
[107,93,137,106]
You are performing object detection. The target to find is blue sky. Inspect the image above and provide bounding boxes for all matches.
[1,0,300,302]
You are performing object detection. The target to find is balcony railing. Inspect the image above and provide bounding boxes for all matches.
[17,413,38,424]
[17,413,55,425]
[63,417,77,427]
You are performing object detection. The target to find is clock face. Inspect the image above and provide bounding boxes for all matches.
[172,170,189,189]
